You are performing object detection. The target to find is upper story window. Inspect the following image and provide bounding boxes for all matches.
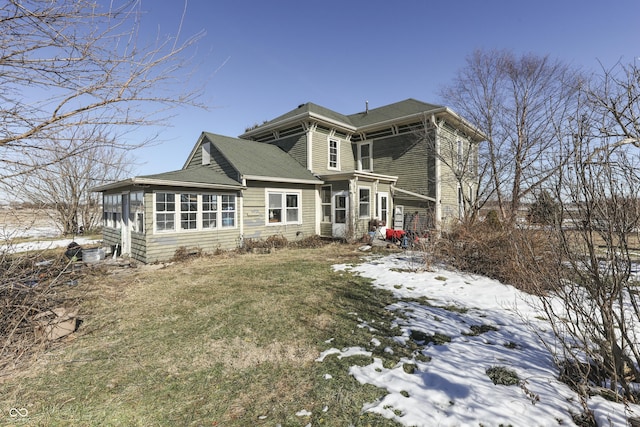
[328,138,340,170]
[267,190,301,225]
[358,142,372,171]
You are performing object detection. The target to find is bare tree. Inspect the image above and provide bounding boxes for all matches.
[0,0,206,182]
[519,61,640,406]
[9,127,131,235]
[441,49,582,224]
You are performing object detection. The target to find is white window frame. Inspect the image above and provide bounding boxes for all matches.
[153,192,237,233]
[358,187,371,218]
[155,192,176,232]
[129,191,145,233]
[357,141,373,171]
[266,189,302,226]
[201,194,217,229]
[180,193,198,231]
[320,185,332,223]
[328,138,340,170]
[377,192,389,225]
[220,194,236,228]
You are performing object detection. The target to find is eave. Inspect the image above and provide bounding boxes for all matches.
[91,177,246,192]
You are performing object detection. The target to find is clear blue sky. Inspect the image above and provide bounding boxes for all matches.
[130,0,639,176]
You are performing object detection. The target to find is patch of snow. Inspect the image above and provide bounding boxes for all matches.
[320,252,640,426]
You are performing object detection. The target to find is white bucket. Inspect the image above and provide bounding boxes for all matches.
[83,248,105,263]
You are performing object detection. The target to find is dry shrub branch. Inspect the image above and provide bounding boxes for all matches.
[0,251,85,374]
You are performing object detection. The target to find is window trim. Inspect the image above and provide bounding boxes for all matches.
[328,138,340,170]
[179,193,198,231]
[103,193,123,229]
[320,185,332,223]
[377,192,389,225]
[153,191,237,233]
[155,192,176,233]
[357,141,373,171]
[129,191,145,233]
[266,189,302,226]
[358,186,371,219]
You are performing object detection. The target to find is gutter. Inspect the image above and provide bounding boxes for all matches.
[91,177,246,192]
[242,175,324,185]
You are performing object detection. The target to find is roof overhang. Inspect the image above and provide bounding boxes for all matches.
[241,111,357,138]
[357,107,487,143]
[320,171,398,183]
[92,177,246,192]
[242,175,324,185]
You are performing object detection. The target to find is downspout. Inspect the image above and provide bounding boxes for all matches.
[306,122,313,172]
[431,114,442,231]
[240,177,246,246]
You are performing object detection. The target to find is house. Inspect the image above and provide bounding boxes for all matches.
[93,99,484,263]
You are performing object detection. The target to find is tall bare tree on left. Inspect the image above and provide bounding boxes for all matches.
[0,0,206,204]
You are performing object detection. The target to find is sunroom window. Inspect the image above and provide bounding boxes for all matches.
[154,192,236,232]
[180,194,198,230]
[155,192,176,231]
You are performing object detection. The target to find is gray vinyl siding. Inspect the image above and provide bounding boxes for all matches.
[145,227,240,263]
[102,226,121,248]
[242,181,318,242]
[310,131,353,174]
[184,139,239,181]
[130,231,146,263]
[142,186,242,263]
[270,134,308,169]
[372,132,435,200]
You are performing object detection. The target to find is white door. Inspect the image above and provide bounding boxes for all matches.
[332,192,348,238]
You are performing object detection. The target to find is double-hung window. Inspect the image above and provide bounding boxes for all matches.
[358,142,372,171]
[202,194,217,229]
[221,195,235,227]
[180,194,198,230]
[267,190,301,225]
[328,139,340,169]
[154,192,236,232]
[155,193,176,231]
[321,185,331,222]
[358,187,370,218]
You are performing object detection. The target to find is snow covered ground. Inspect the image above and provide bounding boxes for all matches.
[322,252,639,427]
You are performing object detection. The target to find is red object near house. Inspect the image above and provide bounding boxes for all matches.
[386,229,405,241]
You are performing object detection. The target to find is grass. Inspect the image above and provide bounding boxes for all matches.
[0,243,406,426]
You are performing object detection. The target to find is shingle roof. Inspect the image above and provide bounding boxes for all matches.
[141,165,241,187]
[203,132,321,183]
[347,98,444,127]
[256,102,354,129]
[91,165,244,192]
[243,99,445,135]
